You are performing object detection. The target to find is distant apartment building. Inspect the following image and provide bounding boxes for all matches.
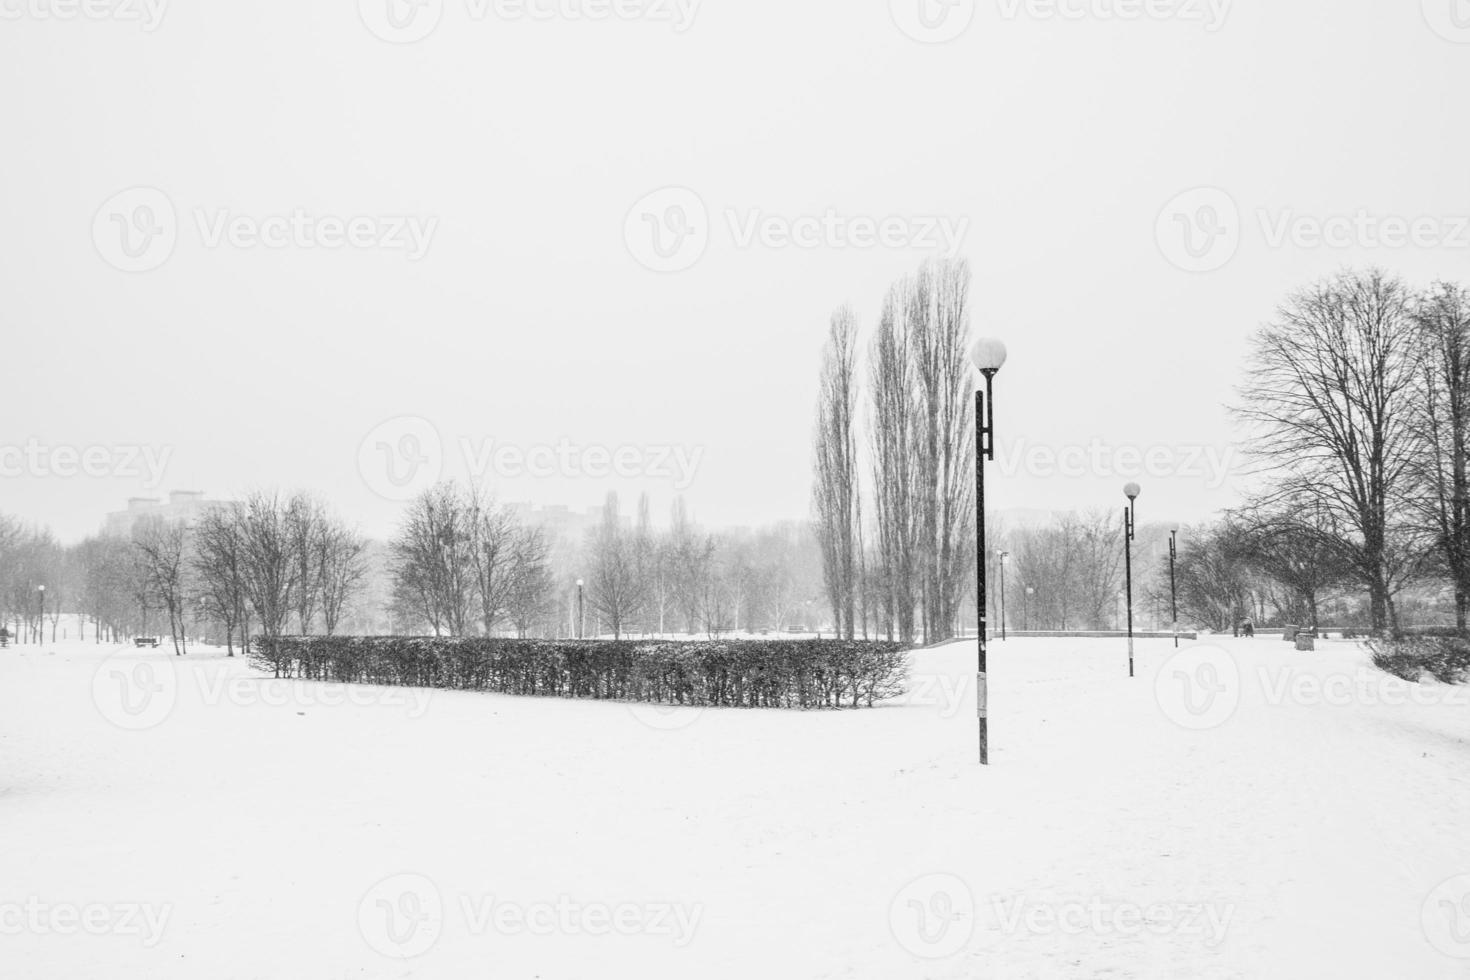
[102,491,230,538]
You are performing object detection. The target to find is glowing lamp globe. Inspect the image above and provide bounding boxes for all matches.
[970,338,1008,374]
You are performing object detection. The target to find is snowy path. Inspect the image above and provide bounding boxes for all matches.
[2,636,1468,978]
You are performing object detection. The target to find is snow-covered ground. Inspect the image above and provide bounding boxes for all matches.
[2,635,1468,978]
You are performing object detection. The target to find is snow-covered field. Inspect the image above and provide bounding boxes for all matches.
[3,635,1468,978]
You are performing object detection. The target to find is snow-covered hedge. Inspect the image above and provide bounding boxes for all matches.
[250,636,910,709]
[1368,635,1470,684]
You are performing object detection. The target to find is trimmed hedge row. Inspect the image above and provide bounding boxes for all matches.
[250,636,910,709]
[1368,635,1470,685]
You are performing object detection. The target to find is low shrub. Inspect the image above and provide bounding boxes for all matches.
[1368,635,1470,684]
[250,636,910,709]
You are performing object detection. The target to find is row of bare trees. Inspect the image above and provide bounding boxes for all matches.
[131,492,369,655]
[583,494,819,639]
[0,492,369,653]
[814,258,977,644]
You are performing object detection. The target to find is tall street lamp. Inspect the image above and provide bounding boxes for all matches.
[37,585,45,646]
[972,337,1007,766]
[1025,586,1035,632]
[1169,529,1180,649]
[998,551,1009,641]
[1123,483,1140,677]
[576,578,585,640]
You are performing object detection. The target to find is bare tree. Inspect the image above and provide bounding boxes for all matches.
[909,258,975,644]
[1408,281,1470,628]
[133,516,190,655]
[870,281,921,642]
[1237,269,1423,631]
[813,305,860,639]
[193,506,248,655]
[390,483,475,636]
[587,493,646,640]
[317,517,368,636]
[237,492,303,648]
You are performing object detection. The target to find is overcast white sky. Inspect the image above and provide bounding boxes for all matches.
[2,0,1468,541]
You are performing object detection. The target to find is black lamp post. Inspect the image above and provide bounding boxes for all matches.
[37,585,45,646]
[998,551,1009,641]
[1123,483,1140,677]
[972,337,1007,765]
[1169,529,1179,648]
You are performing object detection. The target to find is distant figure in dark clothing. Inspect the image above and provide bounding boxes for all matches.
[1241,619,1255,638]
